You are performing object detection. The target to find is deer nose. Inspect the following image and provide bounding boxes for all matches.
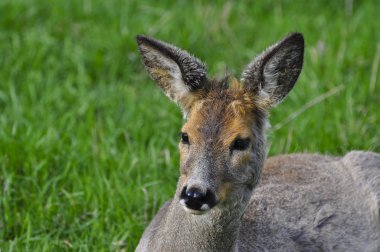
[180,186,217,213]
[180,186,207,211]
[186,187,205,199]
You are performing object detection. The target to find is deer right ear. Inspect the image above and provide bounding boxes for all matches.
[241,33,304,109]
[136,35,207,113]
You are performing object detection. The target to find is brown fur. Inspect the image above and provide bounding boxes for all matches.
[182,82,255,151]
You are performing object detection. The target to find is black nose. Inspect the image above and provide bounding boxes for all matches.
[180,186,217,211]
[186,187,205,199]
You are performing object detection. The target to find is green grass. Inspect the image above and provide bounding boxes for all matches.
[0,0,379,250]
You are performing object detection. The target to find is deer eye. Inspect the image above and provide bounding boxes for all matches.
[231,138,250,151]
[181,132,190,145]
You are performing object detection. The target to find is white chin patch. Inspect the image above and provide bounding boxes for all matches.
[179,199,210,215]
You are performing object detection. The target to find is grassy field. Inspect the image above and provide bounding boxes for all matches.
[0,0,379,251]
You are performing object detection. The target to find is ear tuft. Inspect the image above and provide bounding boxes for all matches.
[241,32,304,107]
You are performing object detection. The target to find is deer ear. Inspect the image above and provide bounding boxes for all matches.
[136,35,207,113]
[241,33,304,108]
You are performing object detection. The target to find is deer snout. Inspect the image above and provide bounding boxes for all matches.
[179,186,218,214]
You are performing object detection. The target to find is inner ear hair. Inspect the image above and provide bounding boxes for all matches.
[136,35,208,112]
[241,33,304,107]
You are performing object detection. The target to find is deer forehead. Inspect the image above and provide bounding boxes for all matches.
[181,84,256,146]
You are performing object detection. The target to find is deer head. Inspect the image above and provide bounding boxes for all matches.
[136,33,304,215]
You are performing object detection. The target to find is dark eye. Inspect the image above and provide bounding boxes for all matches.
[231,138,250,151]
[181,132,190,145]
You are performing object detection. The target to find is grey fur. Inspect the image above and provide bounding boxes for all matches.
[239,152,380,252]
[135,33,380,252]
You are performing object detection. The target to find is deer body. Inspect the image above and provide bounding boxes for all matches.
[135,33,380,251]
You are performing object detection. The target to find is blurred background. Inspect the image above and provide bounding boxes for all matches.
[0,0,379,250]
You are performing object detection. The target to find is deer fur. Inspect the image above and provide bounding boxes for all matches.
[135,33,380,251]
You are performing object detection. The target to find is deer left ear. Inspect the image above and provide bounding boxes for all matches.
[136,35,207,113]
[241,33,304,108]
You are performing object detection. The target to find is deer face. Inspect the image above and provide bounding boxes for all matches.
[137,33,304,214]
[177,83,266,214]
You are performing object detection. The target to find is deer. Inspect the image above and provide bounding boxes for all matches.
[135,33,380,251]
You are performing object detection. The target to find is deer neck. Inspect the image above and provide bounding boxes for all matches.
[154,189,249,252]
